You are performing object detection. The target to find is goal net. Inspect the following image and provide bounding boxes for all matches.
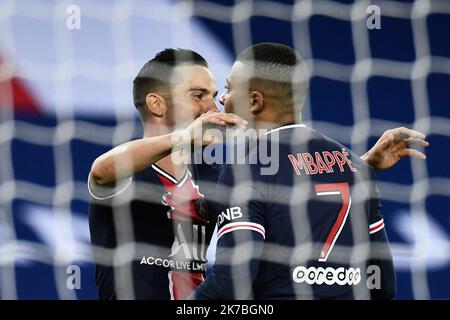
[0,0,449,299]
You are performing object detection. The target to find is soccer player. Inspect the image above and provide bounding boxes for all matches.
[89,47,428,300]
[189,43,428,299]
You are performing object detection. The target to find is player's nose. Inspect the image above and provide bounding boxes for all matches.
[219,91,226,106]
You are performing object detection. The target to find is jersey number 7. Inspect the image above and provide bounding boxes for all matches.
[315,182,351,262]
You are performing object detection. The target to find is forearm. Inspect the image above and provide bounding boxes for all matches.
[90,131,184,186]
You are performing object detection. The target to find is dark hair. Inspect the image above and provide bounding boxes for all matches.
[133,48,208,120]
[236,43,309,114]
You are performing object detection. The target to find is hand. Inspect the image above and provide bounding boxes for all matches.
[181,111,248,146]
[362,127,429,171]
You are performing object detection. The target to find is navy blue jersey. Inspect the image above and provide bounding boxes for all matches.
[88,160,221,300]
[192,124,396,300]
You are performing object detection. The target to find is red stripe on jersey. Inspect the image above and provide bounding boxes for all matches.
[169,271,204,300]
[369,219,385,234]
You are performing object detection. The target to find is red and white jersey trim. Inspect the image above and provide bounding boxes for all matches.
[168,270,204,300]
[369,219,385,235]
[217,222,265,240]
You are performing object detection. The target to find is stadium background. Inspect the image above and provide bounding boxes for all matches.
[0,0,449,299]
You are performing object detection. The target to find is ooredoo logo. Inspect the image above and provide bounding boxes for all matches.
[292,266,361,286]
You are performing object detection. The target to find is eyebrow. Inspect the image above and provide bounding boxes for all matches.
[190,88,218,98]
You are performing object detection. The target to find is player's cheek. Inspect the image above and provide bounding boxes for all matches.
[189,107,199,120]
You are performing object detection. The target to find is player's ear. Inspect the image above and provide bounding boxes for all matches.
[249,91,264,115]
[145,93,165,117]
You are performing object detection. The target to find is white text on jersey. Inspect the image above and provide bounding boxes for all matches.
[217,206,243,225]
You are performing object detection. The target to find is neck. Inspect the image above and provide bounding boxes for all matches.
[253,112,298,132]
[143,120,173,138]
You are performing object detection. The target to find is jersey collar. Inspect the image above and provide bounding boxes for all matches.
[264,123,306,135]
[151,164,189,187]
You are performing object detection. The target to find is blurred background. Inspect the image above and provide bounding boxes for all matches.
[0,0,449,299]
